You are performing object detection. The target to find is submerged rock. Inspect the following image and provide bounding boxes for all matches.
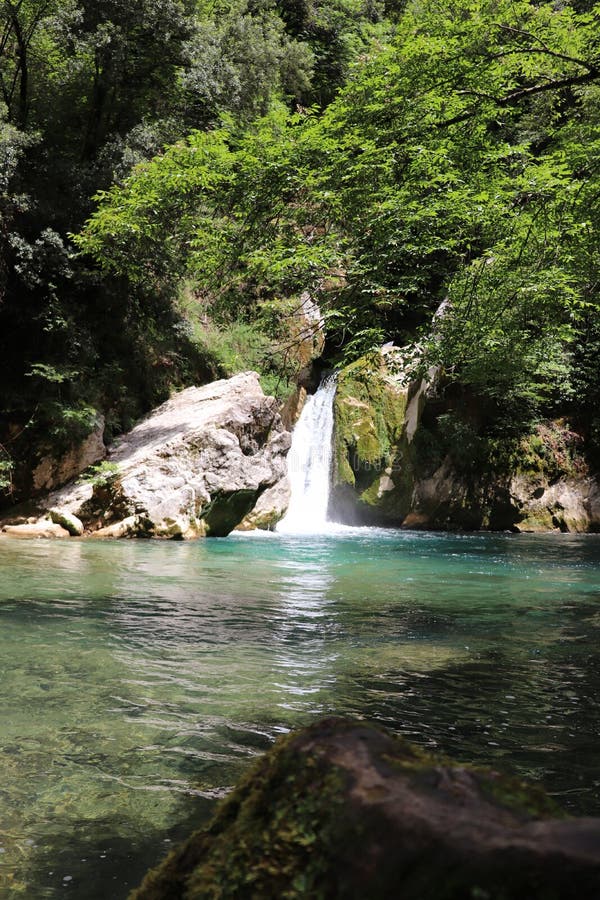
[130,717,600,899]
[21,373,290,539]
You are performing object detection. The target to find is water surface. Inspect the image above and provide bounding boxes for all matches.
[1,530,599,897]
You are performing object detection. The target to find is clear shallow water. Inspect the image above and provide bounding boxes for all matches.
[0,529,599,898]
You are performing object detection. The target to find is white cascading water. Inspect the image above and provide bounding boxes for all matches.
[277,375,337,534]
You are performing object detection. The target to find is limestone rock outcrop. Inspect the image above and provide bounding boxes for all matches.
[29,414,106,495]
[236,477,291,531]
[331,352,600,533]
[5,373,290,539]
[130,717,600,900]
[399,441,600,533]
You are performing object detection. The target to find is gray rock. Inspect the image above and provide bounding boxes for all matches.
[30,414,106,494]
[236,477,291,531]
[510,475,600,533]
[42,373,290,539]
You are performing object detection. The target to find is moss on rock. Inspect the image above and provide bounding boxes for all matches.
[334,353,407,479]
[331,353,412,524]
[130,728,347,900]
[130,718,600,900]
[330,357,600,532]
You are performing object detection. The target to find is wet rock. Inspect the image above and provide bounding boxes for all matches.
[330,351,417,526]
[130,717,600,900]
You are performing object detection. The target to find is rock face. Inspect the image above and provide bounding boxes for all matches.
[331,353,600,532]
[330,350,419,526]
[236,477,291,531]
[29,414,106,494]
[26,373,290,539]
[130,718,600,900]
[508,473,600,533]
[399,422,600,532]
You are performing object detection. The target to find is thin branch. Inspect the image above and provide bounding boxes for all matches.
[436,69,599,129]
[487,46,599,72]
[493,22,595,71]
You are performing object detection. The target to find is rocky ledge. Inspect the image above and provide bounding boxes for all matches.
[331,351,600,533]
[1,373,291,539]
[130,717,600,900]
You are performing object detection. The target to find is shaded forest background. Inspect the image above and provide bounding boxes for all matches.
[0,0,599,499]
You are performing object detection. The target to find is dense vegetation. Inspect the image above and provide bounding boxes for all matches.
[0,0,393,494]
[1,0,599,498]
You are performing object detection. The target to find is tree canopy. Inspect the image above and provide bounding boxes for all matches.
[2,0,600,493]
[76,0,600,424]
[0,0,388,490]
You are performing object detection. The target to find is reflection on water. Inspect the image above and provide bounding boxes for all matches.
[0,530,599,898]
[271,557,338,714]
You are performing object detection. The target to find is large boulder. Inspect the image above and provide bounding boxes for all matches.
[236,477,291,531]
[130,717,600,899]
[509,472,600,533]
[1,520,71,539]
[34,373,290,539]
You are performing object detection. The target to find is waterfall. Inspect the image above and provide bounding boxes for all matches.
[277,375,337,534]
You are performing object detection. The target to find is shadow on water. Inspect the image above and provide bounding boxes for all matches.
[338,598,600,815]
[13,798,216,900]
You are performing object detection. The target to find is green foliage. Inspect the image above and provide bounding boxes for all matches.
[516,421,587,481]
[3,0,388,501]
[3,0,600,494]
[275,0,393,105]
[178,286,299,398]
[78,460,120,487]
[181,3,315,124]
[0,452,14,494]
[26,362,78,384]
[78,0,600,429]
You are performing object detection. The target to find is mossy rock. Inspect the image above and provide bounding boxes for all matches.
[331,353,414,524]
[333,354,408,480]
[130,718,600,900]
[516,422,588,482]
